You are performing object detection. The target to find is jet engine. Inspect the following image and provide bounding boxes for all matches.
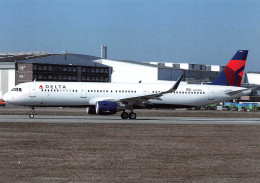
[86,106,96,114]
[86,101,118,115]
[96,101,118,115]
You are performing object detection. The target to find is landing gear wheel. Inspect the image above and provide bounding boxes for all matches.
[129,112,136,119]
[121,112,129,119]
[29,107,35,119]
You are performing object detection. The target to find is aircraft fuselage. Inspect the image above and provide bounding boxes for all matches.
[3,81,250,108]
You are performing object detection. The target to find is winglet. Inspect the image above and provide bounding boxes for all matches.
[172,75,183,90]
[161,75,183,94]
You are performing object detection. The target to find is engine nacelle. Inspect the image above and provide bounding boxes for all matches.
[95,101,118,115]
[86,106,96,114]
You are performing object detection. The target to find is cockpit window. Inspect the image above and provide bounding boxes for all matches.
[11,88,22,92]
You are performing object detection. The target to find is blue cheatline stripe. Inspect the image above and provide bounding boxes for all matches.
[233,66,245,86]
[210,71,229,86]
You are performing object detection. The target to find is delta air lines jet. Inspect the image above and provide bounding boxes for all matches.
[3,50,251,119]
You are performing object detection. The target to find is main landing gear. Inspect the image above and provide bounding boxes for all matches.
[29,107,35,118]
[121,111,137,119]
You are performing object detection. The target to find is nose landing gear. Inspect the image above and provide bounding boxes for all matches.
[29,107,35,118]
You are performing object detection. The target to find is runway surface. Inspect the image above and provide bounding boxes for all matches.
[1,114,260,124]
[0,109,259,182]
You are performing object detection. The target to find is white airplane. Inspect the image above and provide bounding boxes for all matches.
[3,50,251,119]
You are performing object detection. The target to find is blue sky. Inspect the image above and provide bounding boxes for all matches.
[1,0,260,71]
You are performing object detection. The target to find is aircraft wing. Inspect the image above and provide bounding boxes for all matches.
[89,75,183,106]
[119,75,183,104]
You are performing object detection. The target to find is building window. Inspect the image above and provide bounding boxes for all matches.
[33,74,37,80]
[19,65,25,70]
[33,65,38,70]
[86,68,90,73]
[19,73,24,79]
[58,66,63,72]
[53,66,57,72]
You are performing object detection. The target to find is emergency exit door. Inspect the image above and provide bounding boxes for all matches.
[29,82,36,97]
[81,84,87,98]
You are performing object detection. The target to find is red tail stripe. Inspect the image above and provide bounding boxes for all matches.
[226,60,246,71]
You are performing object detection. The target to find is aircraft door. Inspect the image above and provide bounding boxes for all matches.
[208,88,215,101]
[81,84,87,98]
[29,82,36,97]
[143,88,151,95]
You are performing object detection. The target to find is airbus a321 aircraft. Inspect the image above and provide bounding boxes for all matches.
[3,50,251,119]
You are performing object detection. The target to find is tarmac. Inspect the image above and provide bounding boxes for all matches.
[0,107,259,182]
[1,114,260,124]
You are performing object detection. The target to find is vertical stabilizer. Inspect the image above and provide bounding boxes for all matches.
[210,50,248,87]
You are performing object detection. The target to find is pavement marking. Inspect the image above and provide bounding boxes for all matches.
[0,115,260,124]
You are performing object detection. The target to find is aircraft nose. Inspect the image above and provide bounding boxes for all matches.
[3,92,12,103]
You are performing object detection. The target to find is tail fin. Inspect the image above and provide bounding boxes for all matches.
[210,50,248,87]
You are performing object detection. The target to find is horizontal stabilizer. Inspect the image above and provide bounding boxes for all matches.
[225,88,252,96]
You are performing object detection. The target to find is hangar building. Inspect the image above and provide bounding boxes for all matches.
[95,59,223,83]
[243,72,260,102]
[0,58,15,99]
[0,52,111,99]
